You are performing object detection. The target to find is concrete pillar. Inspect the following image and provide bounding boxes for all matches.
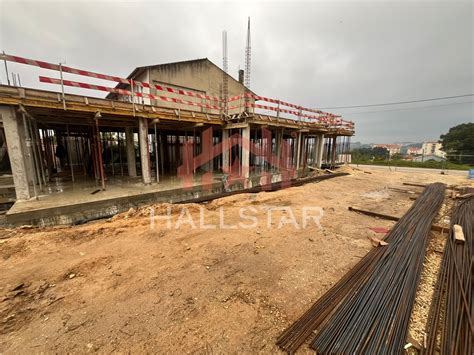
[311,136,317,166]
[138,118,151,184]
[241,125,250,180]
[222,129,229,173]
[296,132,302,171]
[316,134,324,168]
[0,106,31,200]
[207,133,214,173]
[275,130,283,170]
[332,136,338,165]
[125,127,137,177]
[18,116,35,184]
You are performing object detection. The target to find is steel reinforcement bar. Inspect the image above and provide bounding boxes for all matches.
[423,188,473,355]
[277,182,446,354]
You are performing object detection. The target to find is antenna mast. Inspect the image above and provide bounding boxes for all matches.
[222,30,228,117]
[244,17,251,88]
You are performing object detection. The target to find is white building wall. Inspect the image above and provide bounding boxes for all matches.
[111,60,253,116]
[148,60,251,115]
[422,142,445,157]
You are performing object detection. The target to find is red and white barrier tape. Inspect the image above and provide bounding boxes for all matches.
[248,102,337,121]
[246,93,331,115]
[231,92,339,118]
[2,53,221,102]
[39,76,221,110]
[3,52,353,127]
[245,102,354,128]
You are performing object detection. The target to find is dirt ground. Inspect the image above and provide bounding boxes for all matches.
[0,167,471,353]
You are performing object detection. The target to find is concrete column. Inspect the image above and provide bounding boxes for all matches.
[331,136,338,165]
[316,134,324,168]
[125,127,137,177]
[241,125,250,180]
[275,130,283,170]
[207,133,214,173]
[222,129,229,173]
[0,106,30,200]
[296,132,302,171]
[19,116,35,184]
[138,118,151,184]
[311,136,318,166]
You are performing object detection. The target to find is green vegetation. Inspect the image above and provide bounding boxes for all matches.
[440,122,474,165]
[351,123,474,171]
[352,158,471,171]
[351,147,389,162]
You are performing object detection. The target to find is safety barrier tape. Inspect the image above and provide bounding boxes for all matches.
[2,52,353,127]
[228,92,343,119]
[245,102,354,128]
[2,53,221,102]
[39,76,221,110]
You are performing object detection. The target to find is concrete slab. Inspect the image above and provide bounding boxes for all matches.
[5,174,232,226]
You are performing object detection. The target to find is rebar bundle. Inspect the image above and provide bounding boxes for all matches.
[277,182,446,354]
[423,189,473,355]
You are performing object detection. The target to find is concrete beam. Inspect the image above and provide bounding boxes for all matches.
[0,105,30,200]
[138,118,151,184]
[125,127,137,177]
[223,122,249,130]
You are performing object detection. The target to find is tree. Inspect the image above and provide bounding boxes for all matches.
[351,147,389,162]
[372,147,390,160]
[390,153,404,160]
[351,147,373,161]
[440,123,474,165]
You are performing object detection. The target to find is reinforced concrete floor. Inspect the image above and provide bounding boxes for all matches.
[8,174,219,214]
[5,170,283,225]
[7,174,230,222]
[6,165,286,220]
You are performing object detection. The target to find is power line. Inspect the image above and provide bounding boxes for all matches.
[342,100,474,115]
[320,94,474,110]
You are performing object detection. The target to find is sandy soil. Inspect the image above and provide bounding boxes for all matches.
[0,167,470,353]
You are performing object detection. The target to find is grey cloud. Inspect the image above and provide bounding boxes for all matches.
[0,0,472,143]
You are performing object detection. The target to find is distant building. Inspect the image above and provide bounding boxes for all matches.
[371,144,402,157]
[413,154,446,162]
[407,147,423,155]
[422,141,446,158]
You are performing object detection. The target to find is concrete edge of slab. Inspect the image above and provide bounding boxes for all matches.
[4,172,349,227]
[5,180,239,227]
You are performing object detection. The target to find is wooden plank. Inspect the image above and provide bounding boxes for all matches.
[453,224,465,243]
[348,206,447,233]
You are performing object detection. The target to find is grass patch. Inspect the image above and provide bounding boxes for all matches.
[352,159,472,171]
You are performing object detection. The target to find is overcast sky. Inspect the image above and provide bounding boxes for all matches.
[0,0,472,143]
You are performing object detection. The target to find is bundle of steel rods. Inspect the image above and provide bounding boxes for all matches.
[277,182,446,354]
[423,188,473,355]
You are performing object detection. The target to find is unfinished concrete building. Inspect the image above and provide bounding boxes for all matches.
[0,53,354,226]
